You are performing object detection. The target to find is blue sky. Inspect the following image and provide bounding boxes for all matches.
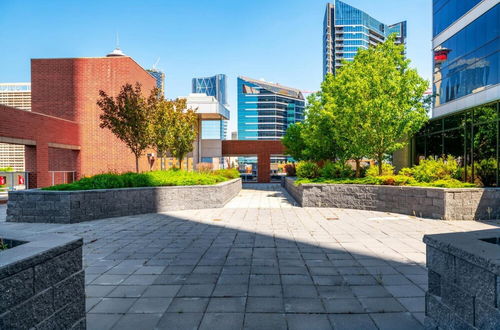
[0,0,432,133]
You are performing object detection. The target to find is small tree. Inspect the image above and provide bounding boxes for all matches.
[165,99,198,169]
[282,123,306,161]
[97,83,158,173]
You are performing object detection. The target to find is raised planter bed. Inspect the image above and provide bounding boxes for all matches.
[7,178,242,223]
[423,229,500,329]
[0,229,84,329]
[282,176,500,220]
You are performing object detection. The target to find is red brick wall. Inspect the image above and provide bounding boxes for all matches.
[222,140,286,183]
[32,56,159,177]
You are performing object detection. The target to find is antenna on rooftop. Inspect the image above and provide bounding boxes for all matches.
[152,57,161,70]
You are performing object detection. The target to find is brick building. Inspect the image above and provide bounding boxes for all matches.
[0,54,159,187]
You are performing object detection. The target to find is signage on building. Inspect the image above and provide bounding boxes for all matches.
[0,176,5,185]
[18,175,25,185]
[434,49,450,63]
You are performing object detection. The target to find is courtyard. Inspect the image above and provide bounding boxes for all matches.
[1,184,499,330]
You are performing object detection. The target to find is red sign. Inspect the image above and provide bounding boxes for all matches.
[0,176,5,185]
[18,175,25,185]
[434,49,450,63]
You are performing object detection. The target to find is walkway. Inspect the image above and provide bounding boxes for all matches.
[1,185,499,329]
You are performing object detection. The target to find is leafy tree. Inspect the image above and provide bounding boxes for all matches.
[323,34,429,175]
[282,123,306,161]
[165,99,198,169]
[150,97,187,169]
[97,83,157,173]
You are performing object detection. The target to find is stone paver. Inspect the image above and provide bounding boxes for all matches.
[1,184,499,329]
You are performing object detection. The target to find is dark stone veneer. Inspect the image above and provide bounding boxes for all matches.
[282,176,500,220]
[7,178,242,224]
[0,229,85,329]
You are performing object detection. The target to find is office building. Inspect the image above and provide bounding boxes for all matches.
[192,74,228,140]
[237,76,304,141]
[323,0,407,77]
[0,83,31,171]
[413,0,499,186]
[146,69,165,95]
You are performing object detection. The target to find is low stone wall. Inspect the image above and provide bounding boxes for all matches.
[0,230,85,329]
[424,229,500,329]
[7,178,242,223]
[283,177,500,220]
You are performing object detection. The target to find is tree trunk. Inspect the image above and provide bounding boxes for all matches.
[135,155,139,173]
[355,159,361,178]
[377,154,383,176]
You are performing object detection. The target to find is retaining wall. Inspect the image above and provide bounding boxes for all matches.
[423,230,500,329]
[0,230,85,329]
[283,177,500,220]
[7,178,241,223]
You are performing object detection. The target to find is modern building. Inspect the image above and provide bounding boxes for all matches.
[412,0,499,186]
[237,76,305,141]
[192,74,228,140]
[147,69,165,95]
[0,83,31,171]
[323,0,407,77]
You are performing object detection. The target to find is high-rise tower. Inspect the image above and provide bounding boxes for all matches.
[323,0,407,78]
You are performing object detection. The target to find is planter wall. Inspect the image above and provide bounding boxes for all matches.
[7,178,242,224]
[283,177,500,220]
[423,229,500,329]
[0,230,85,329]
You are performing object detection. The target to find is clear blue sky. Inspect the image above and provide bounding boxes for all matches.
[0,0,432,134]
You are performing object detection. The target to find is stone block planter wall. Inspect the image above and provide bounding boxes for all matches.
[423,230,500,329]
[283,177,500,220]
[7,178,241,224]
[0,230,85,329]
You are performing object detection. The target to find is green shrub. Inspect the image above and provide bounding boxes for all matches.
[476,158,497,187]
[409,179,476,188]
[411,156,461,182]
[295,176,475,188]
[398,167,414,176]
[366,163,395,177]
[296,161,320,179]
[213,168,240,179]
[0,166,13,172]
[43,169,237,191]
[378,175,417,186]
[321,161,354,179]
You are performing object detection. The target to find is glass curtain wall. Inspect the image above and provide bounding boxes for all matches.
[414,101,499,186]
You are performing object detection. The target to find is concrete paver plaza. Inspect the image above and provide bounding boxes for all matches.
[1,184,499,329]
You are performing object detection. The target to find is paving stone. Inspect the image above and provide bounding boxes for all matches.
[91,274,128,285]
[166,297,209,313]
[206,297,246,313]
[246,297,284,313]
[284,297,325,313]
[287,313,332,330]
[177,284,215,297]
[248,284,282,297]
[351,285,392,298]
[128,297,172,313]
[283,285,318,297]
[85,285,116,298]
[243,313,287,330]
[89,298,136,313]
[328,314,378,330]
[142,285,181,297]
[106,285,147,298]
[199,313,244,330]
[156,312,203,330]
[370,312,423,330]
[212,284,249,297]
[322,298,364,313]
[384,285,425,298]
[359,297,406,313]
[111,313,162,330]
[121,275,158,285]
[86,314,121,330]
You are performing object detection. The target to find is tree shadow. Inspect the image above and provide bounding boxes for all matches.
[42,209,440,330]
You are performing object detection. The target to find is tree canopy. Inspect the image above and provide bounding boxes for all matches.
[283,34,430,175]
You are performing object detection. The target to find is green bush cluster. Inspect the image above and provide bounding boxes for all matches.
[42,168,241,191]
[295,157,478,188]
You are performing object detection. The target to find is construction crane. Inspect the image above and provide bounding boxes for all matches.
[152,57,161,70]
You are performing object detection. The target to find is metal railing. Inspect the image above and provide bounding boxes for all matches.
[49,171,76,186]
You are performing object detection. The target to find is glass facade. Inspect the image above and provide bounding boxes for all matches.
[323,0,407,77]
[433,4,499,107]
[433,0,482,36]
[192,74,228,140]
[146,69,165,94]
[237,76,305,141]
[414,101,499,186]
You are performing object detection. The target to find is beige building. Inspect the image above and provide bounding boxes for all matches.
[0,83,31,171]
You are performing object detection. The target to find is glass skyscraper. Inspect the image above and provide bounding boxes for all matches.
[237,76,305,141]
[323,0,407,77]
[146,69,165,95]
[192,74,228,140]
[412,1,499,186]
